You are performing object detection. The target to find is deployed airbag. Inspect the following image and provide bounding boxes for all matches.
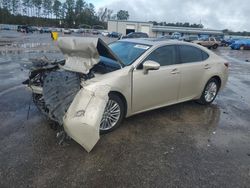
[63,85,110,152]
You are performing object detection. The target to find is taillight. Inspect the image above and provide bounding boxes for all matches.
[224,62,229,68]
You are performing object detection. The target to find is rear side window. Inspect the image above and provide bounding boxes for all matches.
[201,51,209,60]
[179,45,208,63]
[144,45,177,66]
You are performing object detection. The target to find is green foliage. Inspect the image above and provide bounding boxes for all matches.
[116,10,129,20]
[0,7,58,26]
[97,8,113,22]
[0,0,106,28]
[11,0,20,15]
[75,0,85,15]
[149,21,204,28]
[52,0,61,19]
[223,29,250,36]
[32,0,42,17]
[42,0,52,18]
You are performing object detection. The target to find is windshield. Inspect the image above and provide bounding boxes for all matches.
[109,41,151,66]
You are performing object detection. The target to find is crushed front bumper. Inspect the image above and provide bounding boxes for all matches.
[63,85,110,152]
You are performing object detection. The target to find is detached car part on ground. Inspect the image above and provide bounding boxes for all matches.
[23,37,228,152]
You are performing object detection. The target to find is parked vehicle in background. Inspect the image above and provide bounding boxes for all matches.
[230,39,250,50]
[1,27,11,30]
[158,35,172,40]
[221,38,239,47]
[74,29,80,33]
[55,28,62,32]
[92,30,100,35]
[181,35,199,42]
[69,29,79,33]
[63,28,71,34]
[101,31,110,37]
[192,37,220,49]
[77,28,85,33]
[108,32,122,38]
[17,25,34,33]
[40,27,51,33]
[171,32,182,39]
[122,32,149,39]
[17,26,22,32]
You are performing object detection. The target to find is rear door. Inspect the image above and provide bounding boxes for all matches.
[177,45,209,101]
[132,45,181,113]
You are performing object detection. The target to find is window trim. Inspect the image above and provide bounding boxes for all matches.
[176,44,210,64]
[136,44,179,69]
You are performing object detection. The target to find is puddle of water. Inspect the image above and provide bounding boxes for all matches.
[0,51,63,93]
[10,42,51,48]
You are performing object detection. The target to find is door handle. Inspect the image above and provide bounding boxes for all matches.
[171,68,179,74]
[204,64,211,69]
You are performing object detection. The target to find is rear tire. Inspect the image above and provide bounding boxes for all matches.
[240,45,245,50]
[197,78,219,105]
[213,44,218,49]
[100,93,125,134]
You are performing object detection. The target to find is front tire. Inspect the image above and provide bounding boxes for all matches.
[100,93,125,134]
[197,78,219,105]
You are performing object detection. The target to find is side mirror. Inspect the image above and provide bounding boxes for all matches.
[143,60,160,74]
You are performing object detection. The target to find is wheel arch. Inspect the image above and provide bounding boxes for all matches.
[109,91,128,117]
[208,75,222,90]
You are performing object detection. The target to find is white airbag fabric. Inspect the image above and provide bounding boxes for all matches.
[63,85,110,152]
[57,37,100,74]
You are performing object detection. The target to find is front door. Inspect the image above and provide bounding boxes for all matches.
[132,45,180,113]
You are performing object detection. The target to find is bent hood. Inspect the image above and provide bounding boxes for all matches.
[57,37,124,74]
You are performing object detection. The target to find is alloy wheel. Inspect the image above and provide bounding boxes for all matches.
[204,82,217,102]
[100,99,121,131]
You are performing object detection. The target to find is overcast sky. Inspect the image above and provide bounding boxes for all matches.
[92,0,249,31]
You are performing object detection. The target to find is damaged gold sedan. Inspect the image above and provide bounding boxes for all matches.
[23,37,228,152]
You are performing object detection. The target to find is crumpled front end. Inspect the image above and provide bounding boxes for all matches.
[63,85,110,152]
[22,37,120,152]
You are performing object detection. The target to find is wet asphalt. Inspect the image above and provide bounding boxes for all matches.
[0,31,250,188]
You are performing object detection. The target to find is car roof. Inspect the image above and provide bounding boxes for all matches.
[130,32,147,34]
[118,38,213,55]
[119,38,195,46]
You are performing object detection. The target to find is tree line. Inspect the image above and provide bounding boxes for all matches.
[149,21,204,28]
[222,29,250,36]
[0,0,130,28]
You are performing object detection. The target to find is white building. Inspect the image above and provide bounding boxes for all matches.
[108,20,224,37]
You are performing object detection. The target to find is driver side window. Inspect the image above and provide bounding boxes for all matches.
[144,45,177,66]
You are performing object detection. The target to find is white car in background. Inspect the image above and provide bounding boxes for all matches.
[101,31,110,36]
[62,28,71,34]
